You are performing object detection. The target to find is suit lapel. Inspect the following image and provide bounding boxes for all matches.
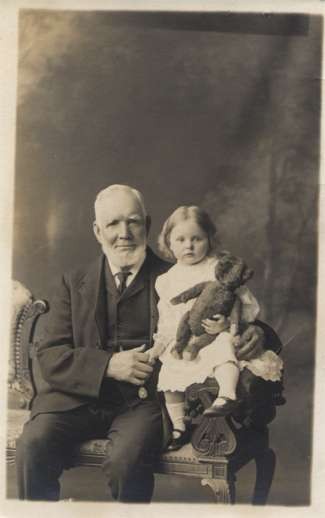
[78,255,108,348]
[104,259,119,298]
[120,264,146,301]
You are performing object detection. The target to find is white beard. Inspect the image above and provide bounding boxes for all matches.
[101,242,146,269]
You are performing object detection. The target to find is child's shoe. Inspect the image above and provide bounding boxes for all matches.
[166,429,191,452]
[203,397,238,417]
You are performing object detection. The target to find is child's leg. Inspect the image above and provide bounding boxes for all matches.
[204,361,240,416]
[214,360,240,402]
[164,390,186,436]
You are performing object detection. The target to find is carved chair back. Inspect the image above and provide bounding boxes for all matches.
[8,283,49,410]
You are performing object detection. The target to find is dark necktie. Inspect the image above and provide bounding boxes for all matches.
[115,270,131,294]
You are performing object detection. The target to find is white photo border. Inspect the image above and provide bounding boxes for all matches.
[1,1,324,517]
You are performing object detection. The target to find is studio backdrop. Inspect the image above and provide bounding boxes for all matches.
[12,9,321,504]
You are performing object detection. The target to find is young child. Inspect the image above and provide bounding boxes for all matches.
[149,206,283,451]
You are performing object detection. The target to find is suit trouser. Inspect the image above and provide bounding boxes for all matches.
[16,399,163,502]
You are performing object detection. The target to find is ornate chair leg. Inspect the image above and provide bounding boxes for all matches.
[201,472,236,504]
[252,447,276,504]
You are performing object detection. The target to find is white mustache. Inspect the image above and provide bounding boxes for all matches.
[101,242,146,268]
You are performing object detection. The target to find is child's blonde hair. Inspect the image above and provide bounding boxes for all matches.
[158,205,219,261]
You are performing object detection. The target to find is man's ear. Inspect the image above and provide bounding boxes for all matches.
[145,215,151,236]
[93,221,102,245]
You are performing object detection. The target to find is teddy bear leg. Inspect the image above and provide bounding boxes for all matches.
[173,312,192,356]
[183,333,216,361]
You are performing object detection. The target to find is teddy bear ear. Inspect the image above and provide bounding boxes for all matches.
[242,267,254,283]
[216,249,231,259]
[216,250,234,266]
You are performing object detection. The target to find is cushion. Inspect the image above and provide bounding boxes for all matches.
[6,409,200,467]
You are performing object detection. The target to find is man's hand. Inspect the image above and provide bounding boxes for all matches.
[202,314,229,335]
[235,324,265,361]
[106,344,153,385]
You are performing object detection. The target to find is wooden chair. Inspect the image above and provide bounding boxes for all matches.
[7,283,284,503]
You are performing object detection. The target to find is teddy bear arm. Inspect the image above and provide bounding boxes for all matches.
[174,311,192,354]
[170,282,208,305]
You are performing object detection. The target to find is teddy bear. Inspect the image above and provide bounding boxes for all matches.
[170,251,254,361]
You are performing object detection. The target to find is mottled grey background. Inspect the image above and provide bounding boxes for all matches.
[9,10,322,504]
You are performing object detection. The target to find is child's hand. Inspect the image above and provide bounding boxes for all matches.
[232,335,240,348]
[147,347,158,365]
[183,349,199,361]
[171,347,182,360]
[149,334,170,362]
[202,314,229,335]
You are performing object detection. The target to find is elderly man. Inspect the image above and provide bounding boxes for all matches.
[16,184,280,502]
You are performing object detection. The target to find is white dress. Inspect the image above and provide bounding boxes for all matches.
[155,256,282,392]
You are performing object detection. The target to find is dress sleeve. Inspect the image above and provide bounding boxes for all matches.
[237,286,260,323]
[154,276,176,346]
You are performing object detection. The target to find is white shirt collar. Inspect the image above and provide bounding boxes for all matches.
[106,252,146,287]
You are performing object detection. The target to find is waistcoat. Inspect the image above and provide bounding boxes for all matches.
[100,257,158,407]
[104,260,151,353]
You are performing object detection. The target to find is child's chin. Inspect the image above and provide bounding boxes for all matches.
[181,255,200,265]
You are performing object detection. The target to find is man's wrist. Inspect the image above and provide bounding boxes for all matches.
[105,352,116,378]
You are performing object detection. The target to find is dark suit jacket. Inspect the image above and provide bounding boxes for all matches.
[31,247,170,417]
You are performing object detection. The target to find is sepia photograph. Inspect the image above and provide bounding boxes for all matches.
[1,0,324,515]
